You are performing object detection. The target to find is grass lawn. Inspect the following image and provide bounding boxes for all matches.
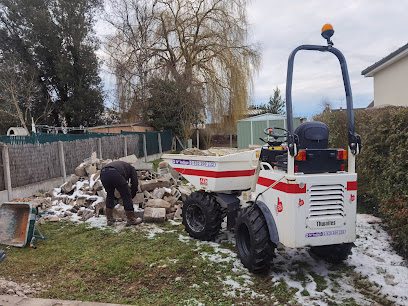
[0,221,292,305]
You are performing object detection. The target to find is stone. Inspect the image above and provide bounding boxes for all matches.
[143,207,166,222]
[174,206,182,219]
[83,152,99,166]
[80,209,94,221]
[85,165,97,176]
[61,181,74,194]
[74,164,87,177]
[140,178,172,192]
[92,180,103,191]
[152,188,165,199]
[164,196,178,206]
[143,190,151,198]
[97,189,107,200]
[76,198,86,207]
[15,291,25,297]
[63,211,73,217]
[145,199,172,213]
[133,193,144,204]
[131,161,154,170]
[48,215,59,222]
[68,174,80,185]
[119,154,138,164]
[6,289,14,295]
[166,212,175,220]
[113,206,126,221]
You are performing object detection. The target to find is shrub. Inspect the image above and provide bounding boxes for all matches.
[314,106,408,258]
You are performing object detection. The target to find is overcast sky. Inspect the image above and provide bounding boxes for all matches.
[246,0,408,117]
[98,0,408,118]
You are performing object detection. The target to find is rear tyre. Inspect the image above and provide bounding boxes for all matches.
[235,206,275,274]
[182,191,222,241]
[310,243,354,264]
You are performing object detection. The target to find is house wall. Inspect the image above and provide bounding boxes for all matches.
[374,55,408,107]
[88,126,154,133]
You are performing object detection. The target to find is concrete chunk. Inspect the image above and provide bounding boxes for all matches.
[145,199,172,213]
[61,181,74,194]
[151,188,165,199]
[174,206,182,219]
[143,207,166,222]
[140,178,172,192]
[133,193,144,204]
[86,165,97,176]
[74,164,87,177]
[131,161,153,170]
[119,154,138,164]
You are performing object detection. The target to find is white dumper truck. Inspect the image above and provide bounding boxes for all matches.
[162,24,362,274]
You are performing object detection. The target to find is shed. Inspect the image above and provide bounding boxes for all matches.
[6,127,29,136]
[237,113,302,149]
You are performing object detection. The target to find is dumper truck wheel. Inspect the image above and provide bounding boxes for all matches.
[310,243,353,264]
[182,191,222,241]
[235,206,275,274]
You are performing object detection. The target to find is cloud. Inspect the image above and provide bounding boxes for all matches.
[247,0,408,116]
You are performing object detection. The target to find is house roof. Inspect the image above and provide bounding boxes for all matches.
[362,43,408,77]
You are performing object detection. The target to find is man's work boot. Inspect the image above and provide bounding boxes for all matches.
[105,208,115,226]
[125,210,142,227]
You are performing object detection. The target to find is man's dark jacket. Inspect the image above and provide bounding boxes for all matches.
[104,161,138,197]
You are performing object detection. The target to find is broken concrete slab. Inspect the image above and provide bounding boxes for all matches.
[133,193,144,204]
[174,206,182,219]
[131,161,153,171]
[151,188,165,199]
[140,178,172,192]
[143,207,166,222]
[74,164,87,177]
[61,181,74,194]
[145,199,172,213]
[86,165,97,176]
[119,154,138,164]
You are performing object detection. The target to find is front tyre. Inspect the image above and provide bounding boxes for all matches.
[182,191,222,241]
[310,243,354,264]
[235,206,275,274]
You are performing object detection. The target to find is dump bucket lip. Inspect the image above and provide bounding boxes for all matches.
[0,202,33,247]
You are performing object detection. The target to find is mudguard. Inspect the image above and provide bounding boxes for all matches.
[255,201,279,244]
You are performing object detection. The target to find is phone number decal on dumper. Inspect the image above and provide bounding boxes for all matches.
[172,160,216,167]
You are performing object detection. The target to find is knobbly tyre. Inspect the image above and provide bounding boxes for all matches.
[162,24,362,274]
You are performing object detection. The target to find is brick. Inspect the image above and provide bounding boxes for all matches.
[140,178,171,192]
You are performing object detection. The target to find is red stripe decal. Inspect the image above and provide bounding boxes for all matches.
[347,181,357,191]
[257,177,306,194]
[173,168,256,178]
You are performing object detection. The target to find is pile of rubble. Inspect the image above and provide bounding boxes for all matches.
[0,278,49,298]
[41,153,194,224]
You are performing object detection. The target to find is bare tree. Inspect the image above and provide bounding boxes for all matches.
[0,61,53,134]
[105,0,260,135]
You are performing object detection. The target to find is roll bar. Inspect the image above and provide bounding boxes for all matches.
[285,32,362,157]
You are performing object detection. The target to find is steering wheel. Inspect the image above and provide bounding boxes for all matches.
[263,127,289,139]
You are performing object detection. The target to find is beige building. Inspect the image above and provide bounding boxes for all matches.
[362,43,408,107]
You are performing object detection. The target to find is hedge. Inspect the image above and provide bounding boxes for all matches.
[314,106,408,257]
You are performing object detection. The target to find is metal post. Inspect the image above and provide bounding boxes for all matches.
[158,133,163,154]
[58,141,67,182]
[97,138,102,159]
[143,134,148,162]
[123,136,127,157]
[2,144,12,200]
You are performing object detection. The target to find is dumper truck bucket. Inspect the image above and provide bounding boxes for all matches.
[0,202,35,247]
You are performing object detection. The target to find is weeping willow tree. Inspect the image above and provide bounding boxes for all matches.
[106,0,260,135]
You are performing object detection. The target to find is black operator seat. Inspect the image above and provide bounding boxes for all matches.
[294,121,329,149]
